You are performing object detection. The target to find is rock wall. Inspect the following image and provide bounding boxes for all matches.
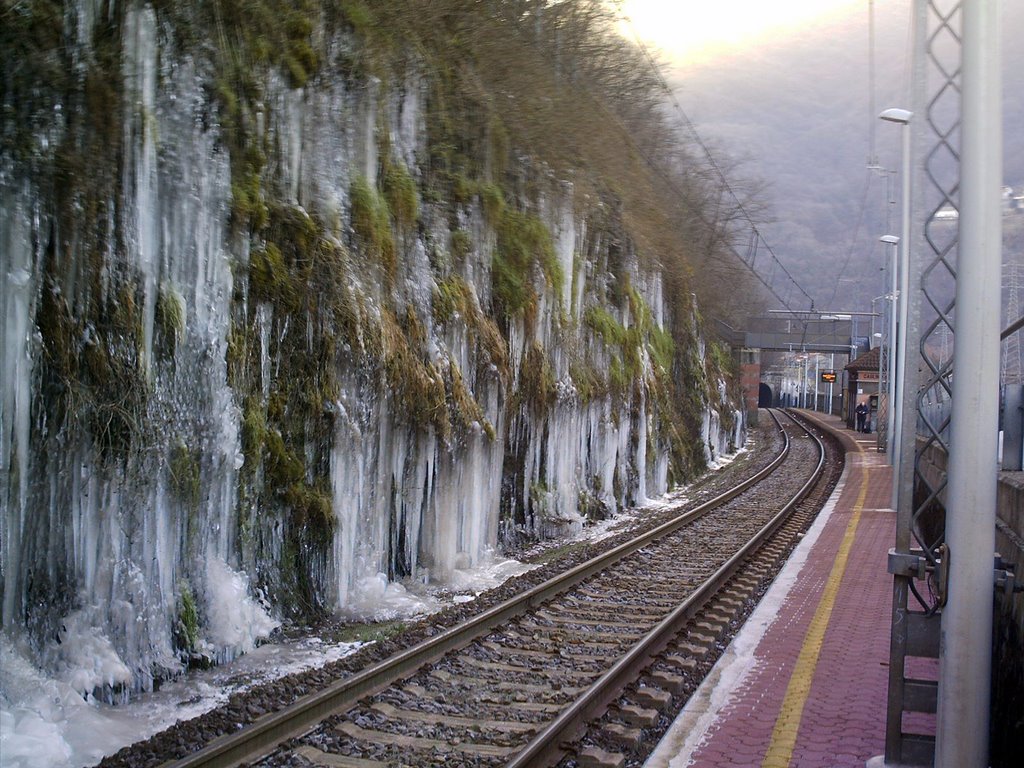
[0,1,743,696]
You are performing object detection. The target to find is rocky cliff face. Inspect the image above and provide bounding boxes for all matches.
[1,0,743,696]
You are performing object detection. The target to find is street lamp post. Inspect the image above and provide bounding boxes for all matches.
[880,108,912,501]
[880,235,900,465]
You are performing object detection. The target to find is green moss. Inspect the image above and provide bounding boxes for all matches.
[249,243,297,308]
[339,0,374,35]
[451,229,472,260]
[518,342,556,413]
[332,619,407,644]
[283,19,319,88]
[493,208,561,318]
[351,176,396,277]
[284,482,335,542]
[570,361,604,403]
[241,398,267,468]
[231,172,268,232]
[447,362,493,441]
[433,275,473,325]
[36,265,149,461]
[451,174,476,205]
[584,306,627,346]
[609,356,629,396]
[382,309,449,438]
[707,340,734,377]
[169,442,201,508]
[157,284,185,337]
[476,315,509,377]
[479,183,505,224]
[175,581,200,653]
[382,159,418,229]
[265,427,304,485]
[649,324,675,374]
[492,252,531,319]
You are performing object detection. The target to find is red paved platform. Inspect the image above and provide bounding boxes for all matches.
[646,411,897,768]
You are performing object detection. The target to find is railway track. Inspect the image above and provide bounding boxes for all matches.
[164,409,837,768]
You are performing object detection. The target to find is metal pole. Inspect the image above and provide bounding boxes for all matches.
[1003,385,1024,471]
[828,352,835,414]
[935,1,1001,764]
[888,243,898,464]
[814,355,819,411]
[881,109,914,498]
[881,236,900,464]
[893,120,911,496]
[882,2,927,760]
[802,355,808,409]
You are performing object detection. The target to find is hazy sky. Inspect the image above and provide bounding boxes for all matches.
[620,0,866,68]
[617,0,1022,312]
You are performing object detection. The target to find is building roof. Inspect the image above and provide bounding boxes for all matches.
[845,346,880,372]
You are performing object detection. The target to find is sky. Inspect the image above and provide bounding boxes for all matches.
[615,0,1023,315]
[619,0,866,68]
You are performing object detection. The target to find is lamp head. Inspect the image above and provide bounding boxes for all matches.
[879,108,913,124]
[880,235,900,244]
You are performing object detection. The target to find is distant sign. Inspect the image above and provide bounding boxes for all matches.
[821,370,837,383]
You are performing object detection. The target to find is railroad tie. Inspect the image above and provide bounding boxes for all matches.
[686,631,717,647]
[661,654,699,673]
[632,685,673,710]
[701,610,732,626]
[429,668,585,697]
[480,639,619,665]
[615,703,660,728]
[368,702,538,734]
[647,670,686,694]
[576,746,626,768]
[293,745,388,767]
[334,721,520,759]
[459,654,595,680]
[693,620,725,636]
[716,595,746,610]
[604,722,644,748]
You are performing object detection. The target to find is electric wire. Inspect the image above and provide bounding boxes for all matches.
[618,15,816,313]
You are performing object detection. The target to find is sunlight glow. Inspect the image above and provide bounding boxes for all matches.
[619,0,862,66]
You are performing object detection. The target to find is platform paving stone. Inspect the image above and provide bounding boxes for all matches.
[651,412,898,768]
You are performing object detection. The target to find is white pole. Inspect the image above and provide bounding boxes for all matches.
[935,1,1001,765]
[880,108,914,498]
[802,356,808,409]
[814,356,819,411]
[828,352,835,414]
[881,236,900,464]
[894,119,911,487]
[888,243,898,464]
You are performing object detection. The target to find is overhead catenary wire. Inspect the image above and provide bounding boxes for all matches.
[617,10,817,314]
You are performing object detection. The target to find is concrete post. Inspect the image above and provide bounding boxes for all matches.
[1003,385,1024,471]
[935,1,1001,765]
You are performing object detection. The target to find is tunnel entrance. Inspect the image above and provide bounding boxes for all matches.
[758,383,773,408]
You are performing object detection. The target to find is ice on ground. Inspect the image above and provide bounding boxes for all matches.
[0,632,362,768]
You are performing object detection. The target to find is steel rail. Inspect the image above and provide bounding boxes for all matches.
[506,409,826,767]
[162,411,795,768]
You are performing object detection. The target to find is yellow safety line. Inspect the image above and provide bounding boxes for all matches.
[761,432,868,768]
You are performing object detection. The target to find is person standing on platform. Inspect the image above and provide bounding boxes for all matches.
[856,401,868,432]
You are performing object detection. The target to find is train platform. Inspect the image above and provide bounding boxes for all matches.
[645,410,896,768]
